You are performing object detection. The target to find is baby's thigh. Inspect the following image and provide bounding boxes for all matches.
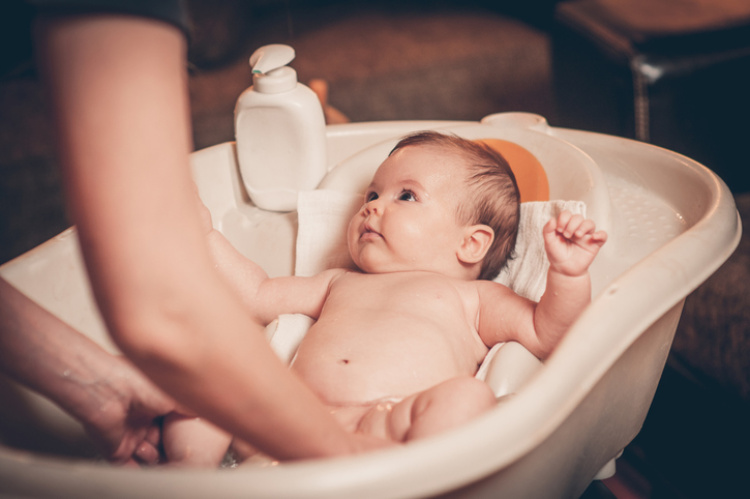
[402,376,497,441]
[359,377,497,443]
[354,399,413,442]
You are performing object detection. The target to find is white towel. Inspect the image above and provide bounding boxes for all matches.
[295,190,360,277]
[266,314,314,364]
[496,199,586,301]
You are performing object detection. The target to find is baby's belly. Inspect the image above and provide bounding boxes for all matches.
[290,314,480,404]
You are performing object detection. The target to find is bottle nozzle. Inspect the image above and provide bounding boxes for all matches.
[250,44,296,75]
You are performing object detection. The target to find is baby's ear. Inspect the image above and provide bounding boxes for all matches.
[457,225,494,265]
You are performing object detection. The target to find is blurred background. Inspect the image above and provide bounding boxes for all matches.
[1,1,748,497]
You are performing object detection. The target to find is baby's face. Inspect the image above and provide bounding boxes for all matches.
[347,146,471,276]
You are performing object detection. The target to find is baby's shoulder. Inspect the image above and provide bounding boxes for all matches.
[471,278,521,304]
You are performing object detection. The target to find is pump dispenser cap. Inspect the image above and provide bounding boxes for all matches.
[250,44,298,94]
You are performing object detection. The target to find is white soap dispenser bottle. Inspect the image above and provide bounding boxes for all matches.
[234,44,327,211]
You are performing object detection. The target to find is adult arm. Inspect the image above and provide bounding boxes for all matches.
[0,278,173,464]
[34,13,387,459]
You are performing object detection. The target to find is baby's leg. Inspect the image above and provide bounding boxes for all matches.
[387,376,496,442]
[163,412,233,467]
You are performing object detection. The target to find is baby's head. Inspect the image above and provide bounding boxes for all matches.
[347,131,519,280]
[392,132,520,280]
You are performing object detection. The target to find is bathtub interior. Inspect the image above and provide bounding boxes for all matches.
[0,113,741,498]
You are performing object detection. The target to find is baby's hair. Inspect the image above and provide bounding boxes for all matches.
[390,131,520,280]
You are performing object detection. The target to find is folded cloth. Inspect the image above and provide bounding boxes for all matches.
[295,189,360,277]
[495,199,586,301]
[266,314,314,364]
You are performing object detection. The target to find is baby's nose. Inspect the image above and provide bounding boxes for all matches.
[364,198,382,215]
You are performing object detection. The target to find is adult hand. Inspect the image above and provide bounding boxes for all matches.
[0,278,175,465]
[78,354,176,465]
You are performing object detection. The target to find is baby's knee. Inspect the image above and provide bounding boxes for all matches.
[415,376,495,419]
[402,377,496,441]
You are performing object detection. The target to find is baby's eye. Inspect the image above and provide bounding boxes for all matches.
[366,191,379,202]
[398,190,417,202]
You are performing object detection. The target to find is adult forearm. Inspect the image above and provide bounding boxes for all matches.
[142,292,364,459]
[92,269,370,460]
[34,14,371,460]
[0,278,125,428]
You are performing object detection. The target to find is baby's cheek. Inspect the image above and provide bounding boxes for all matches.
[346,220,363,262]
[400,220,428,240]
[345,219,358,245]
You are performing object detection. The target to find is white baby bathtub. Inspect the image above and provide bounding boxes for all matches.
[0,113,741,498]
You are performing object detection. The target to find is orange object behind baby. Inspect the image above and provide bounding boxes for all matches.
[477,139,549,203]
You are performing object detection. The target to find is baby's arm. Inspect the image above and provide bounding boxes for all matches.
[533,211,607,355]
[476,211,606,359]
[193,186,343,323]
[195,181,342,323]
[204,229,344,324]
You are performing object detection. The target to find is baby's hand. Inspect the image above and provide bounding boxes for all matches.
[543,211,607,277]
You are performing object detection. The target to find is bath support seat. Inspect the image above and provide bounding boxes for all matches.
[0,113,740,498]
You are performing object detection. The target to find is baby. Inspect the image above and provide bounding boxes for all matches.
[163,131,607,465]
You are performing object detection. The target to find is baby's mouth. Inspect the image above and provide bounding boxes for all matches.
[361,222,382,240]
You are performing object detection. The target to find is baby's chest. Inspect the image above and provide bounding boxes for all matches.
[317,273,487,371]
[328,273,478,324]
